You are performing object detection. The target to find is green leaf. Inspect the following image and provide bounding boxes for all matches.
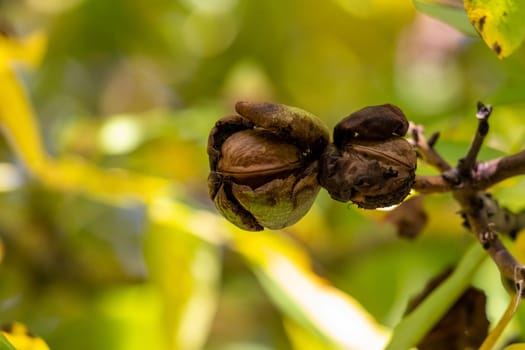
[145,204,222,350]
[464,0,525,58]
[385,242,487,350]
[413,0,477,35]
[231,230,390,350]
[0,333,16,350]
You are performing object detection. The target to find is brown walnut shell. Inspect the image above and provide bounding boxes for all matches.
[207,101,329,231]
[319,104,417,209]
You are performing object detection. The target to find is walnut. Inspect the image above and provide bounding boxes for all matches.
[207,101,329,231]
[319,104,417,209]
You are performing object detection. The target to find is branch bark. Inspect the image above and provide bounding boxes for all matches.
[410,102,525,295]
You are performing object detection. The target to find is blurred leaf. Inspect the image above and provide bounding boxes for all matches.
[0,323,49,350]
[231,230,390,350]
[0,41,183,207]
[0,30,47,174]
[385,242,487,350]
[94,286,165,350]
[0,61,49,176]
[283,317,337,350]
[505,344,525,350]
[145,207,221,350]
[0,30,47,68]
[464,0,525,58]
[405,268,488,350]
[39,157,173,206]
[0,333,16,350]
[413,0,477,35]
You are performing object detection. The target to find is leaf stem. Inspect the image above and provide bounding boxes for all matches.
[480,290,522,350]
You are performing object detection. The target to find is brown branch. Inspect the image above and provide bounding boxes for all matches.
[474,150,525,189]
[474,194,525,239]
[457,102,492,178]
[411,102,525,300]
[409,123,451,172]
[455,191,525,285]
[413,151,525,194]
[413,175,451,193]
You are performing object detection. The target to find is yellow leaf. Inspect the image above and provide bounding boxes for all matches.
[0,322,49,350]
[504,344,525,350]
[464,0,525,58]
[231,230,390,350]
[0,30,47,69]
[145,211,221,350]
[39,157,173,206]
[283,316,342,350]
[0,68,49,175]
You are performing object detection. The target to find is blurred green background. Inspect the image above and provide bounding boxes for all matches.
[2,0,525,349]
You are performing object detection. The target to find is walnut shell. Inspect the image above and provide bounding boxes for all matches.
[207,102,329,231]
[319,105,417,209]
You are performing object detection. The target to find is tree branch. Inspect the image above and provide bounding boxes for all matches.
[409,123,451,172]
[458,102,492,178]
[474,150,525,189]
[413,150,525,194]
[454,191,525,284]
[411,102,525,321]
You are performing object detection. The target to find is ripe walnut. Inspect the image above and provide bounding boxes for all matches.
[207,101,329,231]
[319,104,417,209]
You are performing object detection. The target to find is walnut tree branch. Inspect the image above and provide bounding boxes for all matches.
[411,102,525,296]
[474,150,525,189]
[409,123,451,172]
[454,191,525,285]
[466,194,525,239]
[413,150,525,193]
[458,102,492,178]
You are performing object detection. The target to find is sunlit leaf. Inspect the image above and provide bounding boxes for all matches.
[413,0,477,35]
[231,229,390,350]
[145,211,221,350]
[0,30,47,69]
[385,242,486,350]
[505,344,525,350]
[283,317,337,350]
[0,68,49,175]
[464,0,525,58]
[0,65,174,205]
[0,333,16,350]
[0,30,48,177]
[39,158,173,206]
[0,323,49,350]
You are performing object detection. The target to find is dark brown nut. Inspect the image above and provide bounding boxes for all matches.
[319,104,417,209]
[333,104,409,147]
[207,101,329,231]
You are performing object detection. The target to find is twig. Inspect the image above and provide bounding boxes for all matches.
[414,150,525,193]
[454,191,525,284]
[474,150,525,190]
[458,102,492,178]
[464,193,525,239]
[409,123,451,172]
[413,175,450,193]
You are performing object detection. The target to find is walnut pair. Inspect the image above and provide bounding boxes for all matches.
[207,102,417,231]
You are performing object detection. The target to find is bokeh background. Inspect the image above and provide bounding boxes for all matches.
[1,0,525,349]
